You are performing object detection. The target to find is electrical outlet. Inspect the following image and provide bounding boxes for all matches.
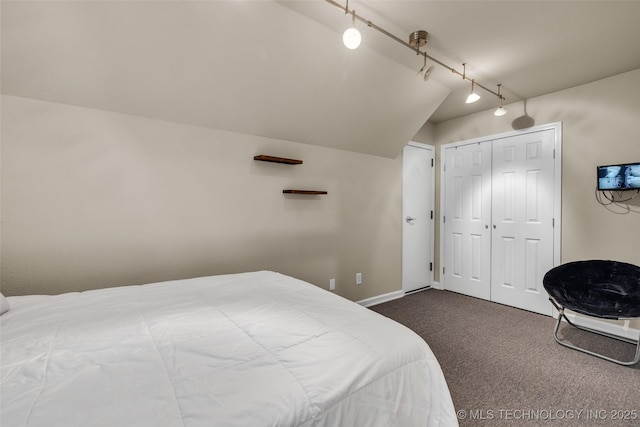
[329,278,336,291]
[356,273,362,285]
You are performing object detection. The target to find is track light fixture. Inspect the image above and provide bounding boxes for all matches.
[417,55,434,81]
[462,64,480,103]
[465,79,481,104]
[325,0,507,116]
[494,84,508,116]
[410,31,434,81]
[342,1,361,49]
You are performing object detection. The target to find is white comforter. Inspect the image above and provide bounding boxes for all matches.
[1,271,457,426]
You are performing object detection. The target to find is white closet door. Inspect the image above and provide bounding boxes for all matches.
[490,130,555,315]
[443,142,492,299]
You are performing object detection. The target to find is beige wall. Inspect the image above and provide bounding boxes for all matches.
[1,95,402,300]
[2,69,639,315]
[411,121,436,145]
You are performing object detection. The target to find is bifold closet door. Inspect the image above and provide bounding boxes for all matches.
[490,130,555,315]
[442,142,492,300]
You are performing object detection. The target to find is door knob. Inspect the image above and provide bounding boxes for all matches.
[406,216,417,224]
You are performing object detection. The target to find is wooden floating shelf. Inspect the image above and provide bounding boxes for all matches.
[255,155,323,196]
[254,155,303,165]
[283,190,327,195]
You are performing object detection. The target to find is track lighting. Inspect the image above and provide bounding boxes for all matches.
[342,2,361,49]
[494,84,508,116]
[325,0,508,117]
[466,80,480,104]
[410,31,434,81]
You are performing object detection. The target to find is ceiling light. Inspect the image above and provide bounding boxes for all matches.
[342,4,361,50]
[466,79,480,104]
[494,84,508,116]
[494,106,507,116]
[419,64,434,81]
[343,26,361,50]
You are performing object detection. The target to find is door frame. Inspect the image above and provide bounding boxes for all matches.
[402,141,436,293]
[439,122,562,306]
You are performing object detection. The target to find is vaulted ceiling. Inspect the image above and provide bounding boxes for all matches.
[3,1,640,158]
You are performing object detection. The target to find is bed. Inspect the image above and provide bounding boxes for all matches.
[0,271,458,426]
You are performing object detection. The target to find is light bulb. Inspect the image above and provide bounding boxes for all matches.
[494,106,508,116]
[343,27,361,49]
[466,92,480,104]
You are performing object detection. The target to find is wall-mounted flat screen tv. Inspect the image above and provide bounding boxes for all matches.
[597,162,640,191]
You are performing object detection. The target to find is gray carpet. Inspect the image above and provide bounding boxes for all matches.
[370,289,640,426]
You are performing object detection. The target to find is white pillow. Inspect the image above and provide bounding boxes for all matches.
[0,293,10,315]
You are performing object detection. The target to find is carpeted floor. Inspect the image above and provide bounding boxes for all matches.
[370,289,640,426]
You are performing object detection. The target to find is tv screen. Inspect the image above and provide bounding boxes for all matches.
[597,162,640,191]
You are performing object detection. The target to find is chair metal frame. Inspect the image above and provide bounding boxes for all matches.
[549,297,640,366]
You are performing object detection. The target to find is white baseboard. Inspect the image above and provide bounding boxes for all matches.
[357,283,445,307]
[357,290,405,308]
[564,312,640,341]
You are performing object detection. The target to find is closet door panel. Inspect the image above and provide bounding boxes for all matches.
[491,130,555,315]
[443,143,492,300]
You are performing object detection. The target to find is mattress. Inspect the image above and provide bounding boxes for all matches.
[1,271,457,426]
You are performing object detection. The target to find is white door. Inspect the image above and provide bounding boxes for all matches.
[441,124,561,316]
[442,142,492,299]
[490,130,556,315]
[402,143,434,293]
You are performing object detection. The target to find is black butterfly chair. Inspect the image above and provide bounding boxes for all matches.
[543,260,640,366]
